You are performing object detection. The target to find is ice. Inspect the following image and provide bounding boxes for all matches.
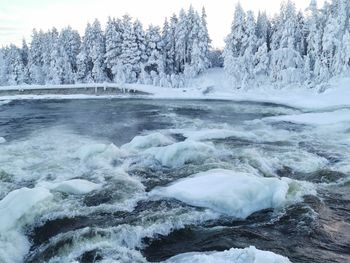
[0,137,6,144]
[163,246,291,263]
[37,179,101,195]
[150,169,314,218]
[180,129,259,141]
[0,187,53,263]
[144,140,216,168]
[121,132,175,151]
[0,187,52,231]
[0,230,30,263]
[265,109,350,126]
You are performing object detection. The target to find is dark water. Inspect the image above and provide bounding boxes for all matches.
[0,99,349,263]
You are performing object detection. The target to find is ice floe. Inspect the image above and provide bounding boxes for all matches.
[0,187,52,231]
[144,140,216,168]
[121,132,175,151]
[163,246,291,263]
[0,187,53,263]
[150,169,315,219]
[37,179,101,195]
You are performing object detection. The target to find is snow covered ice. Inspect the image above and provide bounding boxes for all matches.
[150,169,314,218]
[36,179,101,195]
[163,246,291,263]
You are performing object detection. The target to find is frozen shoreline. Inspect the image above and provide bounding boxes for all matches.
[1,69,350,110]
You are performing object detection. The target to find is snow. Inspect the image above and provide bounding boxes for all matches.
[163,246,291,263]
[121,132,174,151]
[1,69,350,113]
[37,179,101,195]
[0,137,6,144]
[0,187,52,231]
[264,109,350,126]
[144,140,216,168]
[150,169,314,218]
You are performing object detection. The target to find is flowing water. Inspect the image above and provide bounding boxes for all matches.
[0,99,349,263]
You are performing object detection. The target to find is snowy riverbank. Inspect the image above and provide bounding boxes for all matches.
[1,69,350,111]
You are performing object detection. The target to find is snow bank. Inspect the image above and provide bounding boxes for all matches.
[0,137,6,144]
[0,187,52,231]
[121,132,174,151]
[145,140,216,168]
[37,179,101,195]
[150,169,314,218]
[264,109,350,126]
[163,246,291,263]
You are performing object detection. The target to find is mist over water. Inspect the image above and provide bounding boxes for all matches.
[0,99,349,263]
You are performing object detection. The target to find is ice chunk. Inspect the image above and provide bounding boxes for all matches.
[163,246,291,263]
[0,187,52,231]
[37,179,101,195]
[181,129,259,141]
[145,140,215,168]
[0,230,30,263]
[121,132,174,151]
[0,137,6,144]
[151,169,312,219]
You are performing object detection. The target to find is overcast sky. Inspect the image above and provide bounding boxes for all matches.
[0,0,325,48]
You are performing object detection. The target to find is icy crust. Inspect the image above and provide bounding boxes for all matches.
[163,246,291,263]
[150,169,315,219]
[144,140,216,168]
[37,179,101,195]
[0,187,53,263]
[121,132,174,151]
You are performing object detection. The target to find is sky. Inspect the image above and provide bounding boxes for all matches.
[0,0,326,49]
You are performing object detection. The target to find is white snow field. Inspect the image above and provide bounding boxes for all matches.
[163,246,291,263]
[150,169,315,219]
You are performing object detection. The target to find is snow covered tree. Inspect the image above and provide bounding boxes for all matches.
[224,3,247,86]
[144,25,164,82]
[269,0,304,84]
[105,17,123,80]
[119,15,140,82]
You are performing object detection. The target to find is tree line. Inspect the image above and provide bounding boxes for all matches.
[1,0,349,89]
[0,6,210,87]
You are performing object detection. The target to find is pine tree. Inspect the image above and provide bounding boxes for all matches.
[105,17,123,80]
